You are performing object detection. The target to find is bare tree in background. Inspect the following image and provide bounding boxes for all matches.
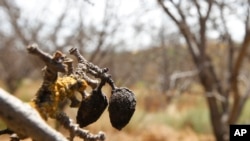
[157,0,250,141]
[0,0,124,93]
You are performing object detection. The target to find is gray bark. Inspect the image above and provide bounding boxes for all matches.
[0,88,68,141]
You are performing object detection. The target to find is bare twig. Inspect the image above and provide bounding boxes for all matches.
[0,88,68,141]
[55,112,105,141]
[69,47,116,89]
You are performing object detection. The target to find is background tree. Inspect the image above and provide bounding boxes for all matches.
[0,0,127,93]
[157,0,250,140]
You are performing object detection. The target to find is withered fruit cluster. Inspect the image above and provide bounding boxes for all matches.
[0,44,136,141]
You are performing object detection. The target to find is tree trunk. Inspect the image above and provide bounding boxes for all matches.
[199,69,229,141]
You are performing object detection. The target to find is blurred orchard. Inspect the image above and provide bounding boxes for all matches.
[0,0,250,141]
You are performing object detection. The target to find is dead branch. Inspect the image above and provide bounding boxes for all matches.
[0,88,68,141]
[169,69,199,89]
[55,112,105,141]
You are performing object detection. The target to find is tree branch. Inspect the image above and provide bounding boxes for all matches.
[229,1,250,123]
[157,0,201,63]
[157,0,180,25]
[0,88,68,141]
[169,69,199,89]
[2,0,29,45]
